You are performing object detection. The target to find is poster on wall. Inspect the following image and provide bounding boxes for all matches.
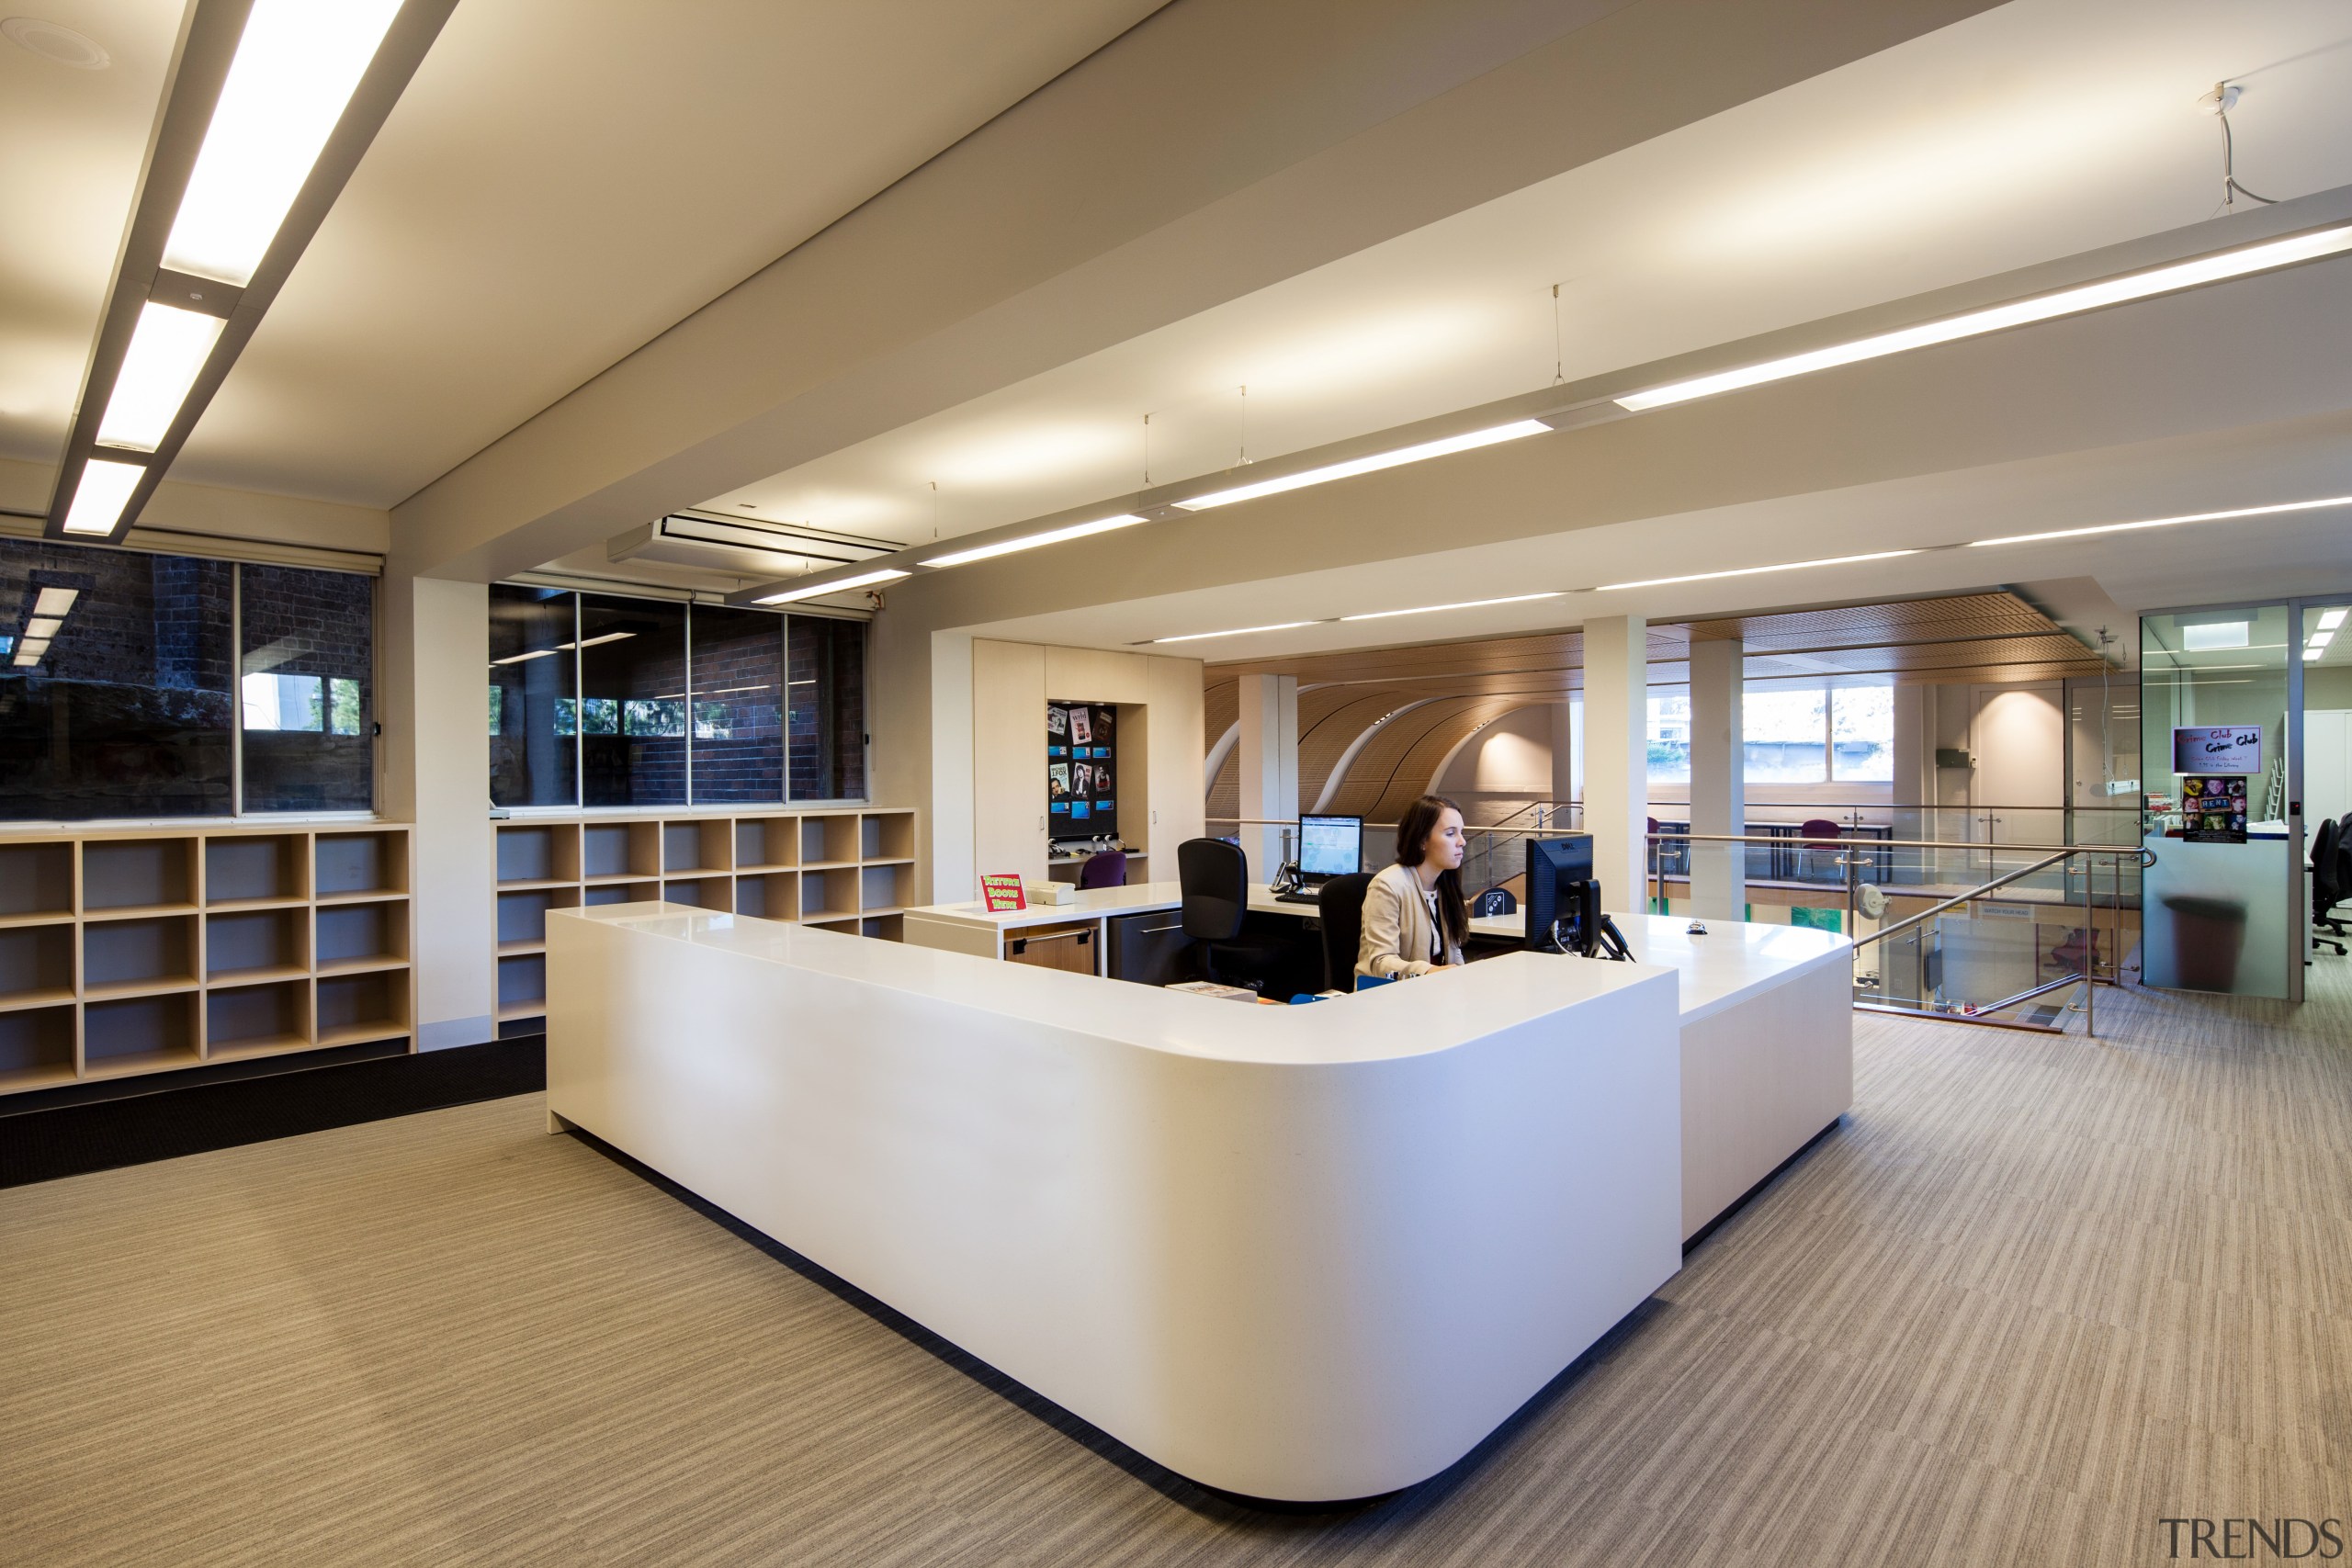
[2178,774,2249,844]
[2172,727,2264,776]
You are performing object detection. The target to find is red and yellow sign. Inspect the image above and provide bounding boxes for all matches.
[978,873,1027,912]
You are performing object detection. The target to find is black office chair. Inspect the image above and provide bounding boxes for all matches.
[1176,839,1290,991]
[1316,872,1375,994]
[2314,818,2348,956]
[1473,886,1518,918]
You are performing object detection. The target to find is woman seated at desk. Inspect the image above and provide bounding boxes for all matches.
[1358,794,1469,982]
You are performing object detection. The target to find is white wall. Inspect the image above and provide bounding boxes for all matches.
[378,575,494,1049]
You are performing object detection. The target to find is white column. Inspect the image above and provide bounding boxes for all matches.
[1688,637,1746,920]
[1581,616,1649,910]
[1549,701,1575,819]
[1237,672,1299,877]
[378,573,495,1050]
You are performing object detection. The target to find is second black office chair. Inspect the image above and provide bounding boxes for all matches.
[1316,873,1374,994]
[2314,818,2347,957]
[1177,838,1292,992]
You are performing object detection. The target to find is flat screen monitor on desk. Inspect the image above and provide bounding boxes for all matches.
[1525,833,1612,958]
[1297,815,1363,880]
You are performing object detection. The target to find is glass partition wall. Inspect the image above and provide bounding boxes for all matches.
[2140,604,2296,998]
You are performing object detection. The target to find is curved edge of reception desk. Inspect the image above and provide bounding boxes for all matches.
[546,902,1684,1503]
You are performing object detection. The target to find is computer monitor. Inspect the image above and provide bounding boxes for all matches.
[1524,833,1598,953]
[1296,815,1363,879]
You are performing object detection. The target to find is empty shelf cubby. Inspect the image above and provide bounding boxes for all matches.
[316,900,410,972]
[859,914,905,942]
[82,839,194,913]
[83,993,198,1074]
[0,1005,75,1088]
[803,868,860,920]
[315,832,405,899]
[661,877,730,911]
[860,812,915,863]
[860,863,912,913]
[204,834,306,905]
[0,841,74,921]
[0,922,75,1006]
[496,953,546,1018]
[205,979,310,1057]
[581,821,659,881]
[802,815,860,866]
[497,887,577,949]
[495,823,580,886]
[732,873,797,920]
[204,908,308,980]
[662,819,731,874]
[316,971,408,1045]
[83,916,196,996]
[733,818,797,871]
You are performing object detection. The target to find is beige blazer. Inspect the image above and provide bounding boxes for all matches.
[1356,862,1464,981]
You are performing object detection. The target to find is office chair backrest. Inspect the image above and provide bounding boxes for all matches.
[1474,886,1517,917]
[1316,873,1374,993]
[1799,818,1842,845]
[1177,838,1249,942]
[2314,818,2346,915]
[1076,850,1126,890]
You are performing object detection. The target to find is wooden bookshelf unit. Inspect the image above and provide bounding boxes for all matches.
[0,824,415,1096]
[492,807,916,1028]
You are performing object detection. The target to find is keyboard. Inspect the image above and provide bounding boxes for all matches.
[1272,887,1323,905]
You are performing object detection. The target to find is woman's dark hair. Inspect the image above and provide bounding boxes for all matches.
[1395,794,1469,953]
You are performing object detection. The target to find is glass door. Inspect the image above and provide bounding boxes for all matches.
[2140,605,2294,998]
[2302,602,2352,978]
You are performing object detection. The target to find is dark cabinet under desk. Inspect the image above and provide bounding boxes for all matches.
[1108,910,1194,987]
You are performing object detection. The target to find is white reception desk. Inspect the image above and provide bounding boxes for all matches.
[907,885,1855,1241]
[547,902,1686,1502]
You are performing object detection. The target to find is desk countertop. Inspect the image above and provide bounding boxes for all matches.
[894,886,1850,1024]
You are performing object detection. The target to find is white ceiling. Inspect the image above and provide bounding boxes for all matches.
[0,1,179,458]
[0,0,1164,506]
[706,0,2352,547]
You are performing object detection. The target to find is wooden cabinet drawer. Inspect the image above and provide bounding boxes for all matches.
[1006,920,1098,975]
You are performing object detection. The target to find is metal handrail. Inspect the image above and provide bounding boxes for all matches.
[1654,830,2147,856]
[1846,850,2073,952]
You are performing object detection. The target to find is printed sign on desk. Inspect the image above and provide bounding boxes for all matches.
[2178,775,2248,844]
[979,873,1027,912]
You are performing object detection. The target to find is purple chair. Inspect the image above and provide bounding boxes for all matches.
[1797,818,1843,882]
[1077,850,1127,889]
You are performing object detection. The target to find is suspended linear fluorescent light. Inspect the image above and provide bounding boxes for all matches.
[162,0,403,286]
[922,513,1145,569]
[24,618,63,639]
[96,302,227,451]
[491,648,558,667]
[755,569,910,606]
[550,632,635,652]
[32,588,79,616]
[1171,421,1550,511]
[1340,592,1564,622]
[1598,550,1918,592]
[62,459,147,536]
[1966,493,2352,547]
[1617,223,2352,412]
[1152,621,1320,643]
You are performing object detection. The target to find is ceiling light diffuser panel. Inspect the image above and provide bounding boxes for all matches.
[162,0,404,286]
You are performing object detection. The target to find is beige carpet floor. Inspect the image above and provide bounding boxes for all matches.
[4,962,2347,1567]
